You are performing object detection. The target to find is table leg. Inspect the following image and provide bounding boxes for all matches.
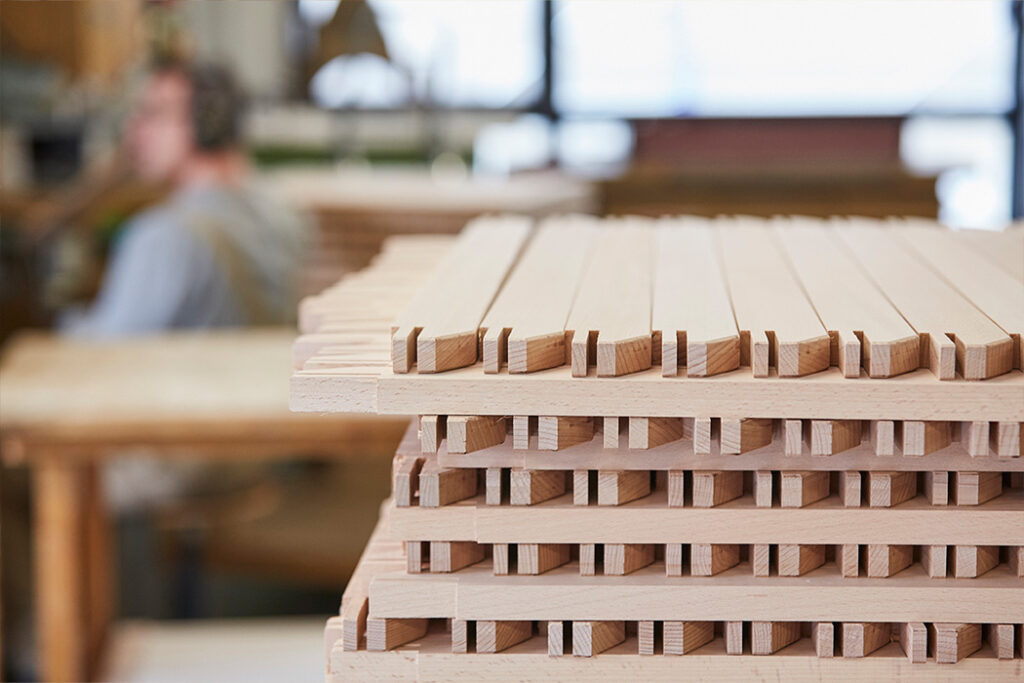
[32,457,88,682]
[83,463,113,678]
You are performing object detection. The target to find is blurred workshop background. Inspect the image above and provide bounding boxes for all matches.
[0,1,1021,681]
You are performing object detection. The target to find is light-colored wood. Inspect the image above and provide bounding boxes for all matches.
[838,218,1013,380]
[628,417,685,449]
[451,619,468,653]
[1009,546,1024,577]
[721,418,773,454]
[638,620,655,655]
[603,416,621,449]
[813,622,835,658]
[538,416,593,451]
[429,541,484,573]
[692,471,743,507]
[719,218,830,377]
[566,219,653,377]
[693,418,713,455]
[447,415,506,454]
[924,471,949,506]
[604,544,656,576]
[871,420,895,456]
[665,543,684,577]
[956,226,1024,283]
[572,621,625,657]
[780,471,830,508]
[485,467,503,505]
[810,419,861,455]
[951,545,1000,579]
[725,622,744,655]
[842,622,890,658]
[987,623,1016,660]
[597,470,651,506]
[295,363,1024,422]
[513,415,530,450]
[752,544,771,577]
[393,455,424,507]
[953,471,1003,505]
[481,218,597,374]
[419,461,477,507]
[547,621,564,656]
[663,620,714,655]
[510,469,566,506]
[407,541,426,574]
[366,617,429,651]
[392,216,532,373]
[993,422,1022,457]
[388,494,1024,545]
[902,420,952,457]
[784,419,804,456]
[839,471,861,507]
[866,544,913,578]
[421,415,444,453]
[492,544,509,575]
[572,470,589,506]
[667,471,686,508]
[691,544,740,576]
[777,219,920,378]
[868,471,917,507]
[930,623,982,664]
[900,621,928,663]
[778,544,825,576]
[754,471,773,507]
[838,544,859,578]
[653,218,740,377]
[751,621,801,655]
[901,218,1024,371]
[476,620,532,653]
[578,544,597,576]
[921,546,947,578]
[518,544,571,575]
[962,421,991,457]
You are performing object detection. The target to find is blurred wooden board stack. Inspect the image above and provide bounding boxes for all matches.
[291,216,1024,681]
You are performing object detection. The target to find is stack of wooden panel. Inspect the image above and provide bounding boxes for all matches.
[291,215,1024,681]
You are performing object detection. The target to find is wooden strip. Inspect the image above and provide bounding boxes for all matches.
[993,422,1022,457]
[813,622,835,658]
[865,544,913,578]
[628,417,684,450]
[754,471,773,508]
[578,544,596,576]
[809,419,861,456]
[492,544,509,575]
[870,421,895,457]
[418,461,477,507]
[842,622,890,658]
[392,216,532,373]
[752,544,771,577]
[900,621,928,663]
[902,420,951,457]
[565,220,654,377]
[512,415,530,450]
[407,541,426,574]
[476,620,531,653]
[572,621,625,657]
[751,622,801,655]
[930,623,982,663]
[597,470,651,506]
[784,420,804,456]
[953,471,1003,506]
[951,545,999,579]
[451,619,468,653]
[538,416,593,451]
[509,469,566,506]
[900,218,1024,371]
[962,421,991,457]
[429,541,484,573]
[923,472,949,506]
[481,217,597,373]
[778,544,825,576]
[780,471,830,508]
[867,471,917,508]
[693,418,713,455]
[517,544,570,575]
[719,218,830,377]
[839,471,861,507]
[692,471,743,507]
[725,622,744,655]
[691,544,740,576]
[667,471,685,508]
[653,218,740,377]
[485,467,503,506]
[665,543,684,576]
[394,455,424,507]
[921,546,947,578]
[572,470,589,506]
[547,621,564,656]
[420,415,444,453]
[663,621,714,655]
[366,618,429,651]
[447,415,506,454]
[604,543,656,575]
[987,624,1016,660]
[838,218,1013,380]
[721,418,773,454]
[603,416,621,449]
[777,219,919,378]
[838,544,859,578]
[638,621,655,655]
[1010,546,1024,577]
[956,226,1024,282]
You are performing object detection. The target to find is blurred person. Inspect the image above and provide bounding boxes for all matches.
[62,60,307,337]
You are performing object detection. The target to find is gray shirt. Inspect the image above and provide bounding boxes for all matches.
[63,183,309,337]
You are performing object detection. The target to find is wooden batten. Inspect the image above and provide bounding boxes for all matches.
[751,621,802,655]
[597,470,651,506]
[509,469,566,506]
[418,462,477,507]
[692,471,743,508]
[663,621,714,655]
[865,544,913,578]
[366,618,429,651]
[720,418,773,454]
[930,623,982,663]
[809,419,862,456]
[447,415,506,454]
[572,621,625,657]
[777,544,825,576]
[628,417,685,449]
[780,471,830,508]
[953,471,1002,506]
[691,544,740,576]
[867,471,916,508]
[476,621,532,654]
[842,622,890,658]
[951,545,999,579]
[603,543,656,576]
[538,416,594,451]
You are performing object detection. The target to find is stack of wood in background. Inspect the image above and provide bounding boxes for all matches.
[292,215,1024,680]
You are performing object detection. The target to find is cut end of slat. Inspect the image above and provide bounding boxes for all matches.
[481,326,509,374]
[751,334,770,377]
[596,334,652,377]
[688,335,741,377]
[864,333,920,378]
[958,336,1014,381]
[391,325,420,373]
[416,330,478,373]
[835,331,861,378]
[570,329,591,377]
[777,335,831,377]
[923,332,956,380]
[508,331,567,374]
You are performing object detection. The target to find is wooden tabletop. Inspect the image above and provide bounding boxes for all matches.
[0,328,404,455]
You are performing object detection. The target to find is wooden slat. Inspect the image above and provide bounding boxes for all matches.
[776,218,919,378]
[480,217,598,373]
[837,218,1013,380]
[718,217,830,377]
[391,216,532,373]
[954,227,1024,283]
[899,218,1024,371]
[565,219,654,377]
[653,218,740,377]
